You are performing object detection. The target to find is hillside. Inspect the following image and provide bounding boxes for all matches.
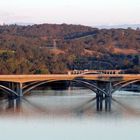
[0,23,139,74]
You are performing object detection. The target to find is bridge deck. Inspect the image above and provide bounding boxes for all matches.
[0,74,139,83]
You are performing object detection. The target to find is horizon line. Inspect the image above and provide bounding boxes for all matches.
[0,22,140,29]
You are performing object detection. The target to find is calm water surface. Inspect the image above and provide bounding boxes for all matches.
[0,87,140,140]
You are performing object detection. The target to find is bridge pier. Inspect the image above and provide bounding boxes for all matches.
[8,97,22,112]
[96,94,112,112]
[105,95,112,112]
[96,81,113,111]
[7,82,23,97]
[8,82,17,98]
[15,83,23,97]
[96,94,103,111]
[8,97,15,109]
[103,81,112,112]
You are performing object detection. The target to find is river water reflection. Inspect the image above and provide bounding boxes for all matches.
[0,88,140,140]
[1,88,140,118]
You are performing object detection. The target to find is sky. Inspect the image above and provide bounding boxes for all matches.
[0,0,140,26]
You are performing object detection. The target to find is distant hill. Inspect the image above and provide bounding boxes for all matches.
[97,24,140,29]
[0,23,139,74]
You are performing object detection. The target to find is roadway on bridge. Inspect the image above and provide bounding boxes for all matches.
[0,74,139,83]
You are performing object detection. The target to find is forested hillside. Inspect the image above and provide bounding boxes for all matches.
[0,23,139,74]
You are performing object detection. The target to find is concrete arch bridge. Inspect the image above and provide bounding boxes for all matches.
[0,74,139,98]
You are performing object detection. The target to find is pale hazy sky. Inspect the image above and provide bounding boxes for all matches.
[0,0,140,26]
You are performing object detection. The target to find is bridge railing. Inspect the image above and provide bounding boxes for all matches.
[68,70,124,75]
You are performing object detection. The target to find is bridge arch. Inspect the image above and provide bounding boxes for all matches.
[23,81,42,89]
[23,79,107,96]
[112,79,140,94]
[0,85,18,96]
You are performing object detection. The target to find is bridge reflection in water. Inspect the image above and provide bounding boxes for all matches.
[0,92,132,115]
[8,97,21,112]
[0,73,139,115]
[6,96,112,112]
[0,89,140,119]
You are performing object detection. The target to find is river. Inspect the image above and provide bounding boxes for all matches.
[0,87,140,140]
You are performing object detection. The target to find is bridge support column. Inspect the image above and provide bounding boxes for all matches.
[15,97,22,112]
[8,97,22,112]
[104,82,112,111]
[105,95,112,112]
[8,82,17,98]
[96,81,105,111]
[104,81,113,96]
[96,81,112,111]
[8,97,15,109]
[17,83,23,97]
[96,94,103,111]
[68,81,72,90]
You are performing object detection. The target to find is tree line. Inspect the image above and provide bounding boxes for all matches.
[0,24,139,74]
